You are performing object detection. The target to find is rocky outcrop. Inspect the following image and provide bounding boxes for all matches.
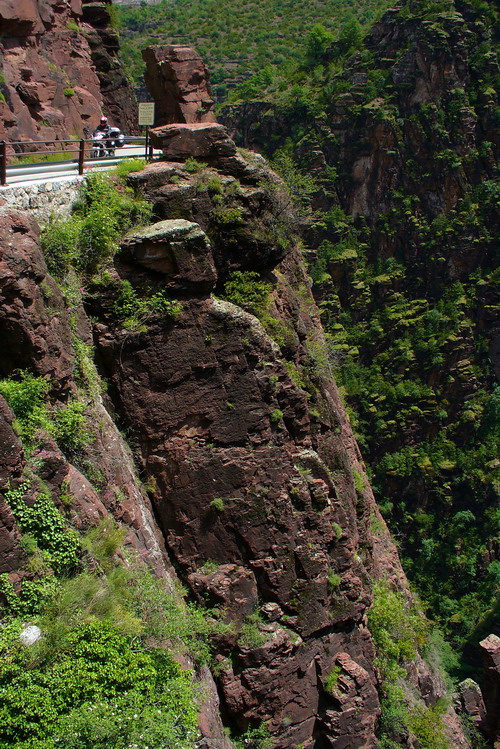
[0,0,136,146]
[142,45,215,126]
[82,0,139,134]
[458,678,487,731]
[148,122,253,177]
[480,635,500,743]
[121,219,217,293]
[221,2,499,722]
[89,163,382,747]
[80,145,467,747]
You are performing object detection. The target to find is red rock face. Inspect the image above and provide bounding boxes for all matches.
[0,209,74,387]
[93,263,383,747]
[480,635,500,743]
[0,0,137,145]
[84,154,469,747]
[142,45,216,126]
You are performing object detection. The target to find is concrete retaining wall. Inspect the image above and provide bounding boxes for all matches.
[0,176,84,227]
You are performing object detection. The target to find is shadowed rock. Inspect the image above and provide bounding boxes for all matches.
[480,634,500,742]
[458,679,486,728]
[148,122,258,179]
[121,219,217,294]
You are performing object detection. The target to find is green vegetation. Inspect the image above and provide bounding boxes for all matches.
[368,581,450,748]
[63,87,75,97]
[210,497,225,512]
[327,570,341,591]
[12,151,73,166]
[183,157,208,173]
[331,522,343,540]
[223,270,271,316]
[113,158,147,180]
[4,484,79,576]
[233,724,273,749]
[239,609,267,649]
[270,408,284,424]
[114,279,182,331]
[0,370,92,455]
[0,508,223,748]
[222,270,295,350]
[116,0,390,100]
[324,664,342,695]
[41,173,152,277]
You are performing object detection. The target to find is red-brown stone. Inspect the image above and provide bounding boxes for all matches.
[142,45,215,126]
[0,0,137,144]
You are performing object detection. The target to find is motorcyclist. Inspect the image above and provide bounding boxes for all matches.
[92,115,124,157]
[95,115,111,136]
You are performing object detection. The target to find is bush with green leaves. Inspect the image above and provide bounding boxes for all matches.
[0,516,226,747]
[222,271,271,316]
[41,174,152,277]
[0,620,199,749]
[0,370,53,441]
[0,370,92,453]
[52,401,92,452]
[368,581,451,748]
[4,484,80,575]
[114,280,182,330]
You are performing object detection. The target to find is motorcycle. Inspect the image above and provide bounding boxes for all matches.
[91,127,126,158]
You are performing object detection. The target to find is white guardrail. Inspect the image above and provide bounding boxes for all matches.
[0,138,158,187]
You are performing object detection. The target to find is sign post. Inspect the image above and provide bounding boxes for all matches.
[138,102,155,159]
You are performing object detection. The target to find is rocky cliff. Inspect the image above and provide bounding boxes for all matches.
[0,86,472,748]
[0,0,137,146]
[221,0,499,736]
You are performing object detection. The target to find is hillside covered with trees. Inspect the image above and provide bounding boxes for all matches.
[115,0,391,99]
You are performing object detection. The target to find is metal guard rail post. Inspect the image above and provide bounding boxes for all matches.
[0,141,6,186]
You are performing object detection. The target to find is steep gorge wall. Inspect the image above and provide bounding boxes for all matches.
[0,24,480,749]
[0,113,472,746]
[221,0,499,699]
[0,0,137,145]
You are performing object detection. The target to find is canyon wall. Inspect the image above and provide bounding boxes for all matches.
[221,0,499,726]
[0,0,137,146]
[0,3,494,746]
[0,113,470,746]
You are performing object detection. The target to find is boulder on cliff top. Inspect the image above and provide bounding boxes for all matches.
[149,123,257,179]
[120,219,217,294]
[142,45,215,126]
[149,122,236,160]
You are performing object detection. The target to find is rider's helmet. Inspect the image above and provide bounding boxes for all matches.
[100,116,108,125]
